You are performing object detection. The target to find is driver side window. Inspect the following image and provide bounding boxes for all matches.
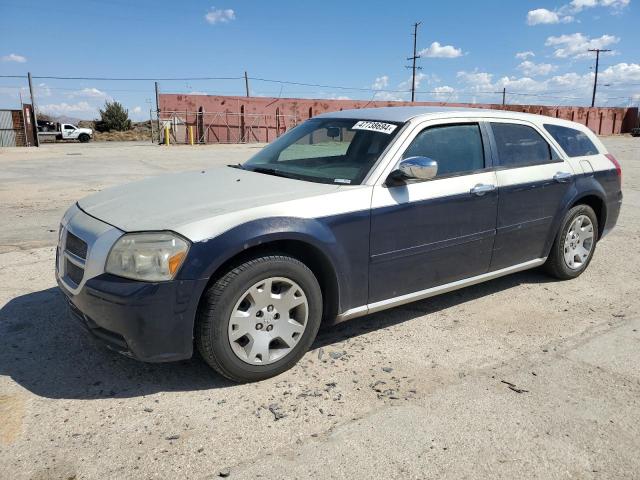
[402,123,485,178]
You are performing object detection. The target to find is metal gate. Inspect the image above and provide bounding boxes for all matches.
[153,110,300,144]
[0,110,17,147]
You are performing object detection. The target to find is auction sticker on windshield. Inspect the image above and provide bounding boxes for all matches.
[352,121,397,134]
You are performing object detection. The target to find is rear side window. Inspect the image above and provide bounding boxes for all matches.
[402,124,485,177]
[491,123,552,168]
[543,124,599,157]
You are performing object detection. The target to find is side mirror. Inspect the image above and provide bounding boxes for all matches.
[386,156,438,186]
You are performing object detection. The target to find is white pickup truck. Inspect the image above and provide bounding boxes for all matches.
[38,122,93,143]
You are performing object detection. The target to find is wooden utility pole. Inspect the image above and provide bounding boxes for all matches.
[244,71,250,97]
[154,81,161,142]
[588,48,611,108]
[406,22,422,102]
[27,72,39,147]
[502,87,506,106]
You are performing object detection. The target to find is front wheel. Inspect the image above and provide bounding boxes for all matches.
[196,255,322,382]
[78,133,90,143]
[544,204,598,280]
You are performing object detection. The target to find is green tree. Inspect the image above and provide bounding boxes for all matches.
[98,101,131,131]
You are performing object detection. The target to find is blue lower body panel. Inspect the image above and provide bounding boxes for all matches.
[58,274,205,362]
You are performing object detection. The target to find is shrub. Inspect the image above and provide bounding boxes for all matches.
[98,101,131,131]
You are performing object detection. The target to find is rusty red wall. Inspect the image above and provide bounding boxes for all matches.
[159,93,638,143]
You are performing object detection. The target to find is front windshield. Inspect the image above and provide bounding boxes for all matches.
[242,118,403,185]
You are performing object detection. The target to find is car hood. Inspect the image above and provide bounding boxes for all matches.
[78,166,342,236]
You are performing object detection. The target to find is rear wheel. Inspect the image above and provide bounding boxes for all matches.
[78,133,90,143]
[196,255,322,382]
[544,204,598,279]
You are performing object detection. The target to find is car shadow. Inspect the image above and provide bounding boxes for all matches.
[0,269,553,400]
[0,287,235,399]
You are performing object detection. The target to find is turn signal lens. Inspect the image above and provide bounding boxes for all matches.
[168,251,187,275]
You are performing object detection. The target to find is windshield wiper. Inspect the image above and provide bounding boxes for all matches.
[249,166,299,180]
[228,163,244,170]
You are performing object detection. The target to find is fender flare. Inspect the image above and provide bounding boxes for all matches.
[542,176,607,255]
[178,216,354,314]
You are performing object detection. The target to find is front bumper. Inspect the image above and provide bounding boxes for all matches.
[58,273,202,362]
[56,203,204,362]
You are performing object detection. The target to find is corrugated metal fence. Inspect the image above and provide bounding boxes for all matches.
[0,109,28,147]
[0,110,17,147]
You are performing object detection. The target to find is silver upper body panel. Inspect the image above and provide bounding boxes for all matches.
[314,106,480,122]
[77,167,347,242]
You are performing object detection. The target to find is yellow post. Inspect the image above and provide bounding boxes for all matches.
[164,125,170,146]
[189,125,194,146]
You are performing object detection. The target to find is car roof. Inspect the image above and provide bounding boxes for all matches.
[313,106,559,124]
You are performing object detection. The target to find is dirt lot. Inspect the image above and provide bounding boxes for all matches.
[1,138,639,479]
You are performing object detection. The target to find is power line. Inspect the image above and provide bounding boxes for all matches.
[0,74,244,81]
[249,76,410,93]
[2,73,636,105]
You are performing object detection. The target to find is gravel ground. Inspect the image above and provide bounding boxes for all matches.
[0,137,639,479]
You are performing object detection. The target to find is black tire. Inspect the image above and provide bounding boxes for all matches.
[196,255,322,383]
[544,204,598,280]
[78,133,90,143]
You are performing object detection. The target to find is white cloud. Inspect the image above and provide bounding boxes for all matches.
[36,83,52,97]
[371,75,389,90]
[526,8,574,25]
[419,42,463,58]
[432,85,457,101]
[456,70,495,91]
[372,91,405,101]
[456,62,640,105]
[528,0,630,26]
[545,33,619,58]
[205,7,236,24]
[518,61,557,76]
[516,51,536,60]
[398,72,429,91]
[599,62,640,83]
[1,53,27,63]
[570,0,629,12]
[70,87,108,98]
[39,102,94,115]
[131,106,142,114]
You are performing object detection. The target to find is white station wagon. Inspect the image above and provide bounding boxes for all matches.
[56,107,622,382]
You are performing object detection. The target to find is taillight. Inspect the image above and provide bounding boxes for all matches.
[605,153,622,182]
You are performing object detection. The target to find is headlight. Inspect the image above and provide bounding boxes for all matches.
[105,232,190,281]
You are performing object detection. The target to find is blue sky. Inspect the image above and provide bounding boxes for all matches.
[1,0,639,120]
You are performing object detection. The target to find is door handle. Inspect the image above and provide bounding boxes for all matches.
[553,172,573,183]
[470,184,496,196]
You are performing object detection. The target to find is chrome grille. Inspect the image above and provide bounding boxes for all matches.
[65,231,88,259]
[65,258,84,285]
[58,227,88,287]
[56,204,122,295]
